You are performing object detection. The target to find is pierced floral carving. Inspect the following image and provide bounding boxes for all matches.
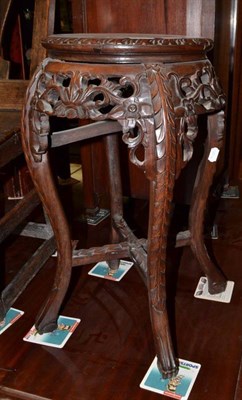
[165,62,226,165]
[27,58,225,173]
[33,66,154,121]
[168,64,226,116]
[29,60,155,169]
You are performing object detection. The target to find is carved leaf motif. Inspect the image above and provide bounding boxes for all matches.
[178,116,198,163]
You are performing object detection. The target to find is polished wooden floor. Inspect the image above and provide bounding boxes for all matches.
[0,174,242,400]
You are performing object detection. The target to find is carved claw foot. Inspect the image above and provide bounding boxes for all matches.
[157,357,179,379]
[207,277,227,295]
[155,330,179,379]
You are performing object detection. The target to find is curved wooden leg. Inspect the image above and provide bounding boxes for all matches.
[189,111,227,294]
[147,174,178,379]
[145,118,178,377]
[141,66,179,378]
[24,157,72,333]
[21,80,72,333]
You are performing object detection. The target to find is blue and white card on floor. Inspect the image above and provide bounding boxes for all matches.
[0,308,24,335]
[23,315,80,348]
[194,277,234,303]
[88,260,133,281]
[140,357,201,399]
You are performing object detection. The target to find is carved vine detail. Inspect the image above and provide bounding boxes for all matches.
[178,115,198,164]
[167,63,226,165]
[43,35,213,51]
[28,60,225,175]
[29,60,155,170]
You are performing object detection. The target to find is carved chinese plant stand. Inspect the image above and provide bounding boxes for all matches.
[21,34,227,379]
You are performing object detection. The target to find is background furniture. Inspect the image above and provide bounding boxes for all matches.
[0,0,56,321]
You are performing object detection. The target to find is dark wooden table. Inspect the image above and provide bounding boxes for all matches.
[21,33,227,380]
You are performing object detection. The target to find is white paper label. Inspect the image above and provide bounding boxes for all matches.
[208,147,220,162]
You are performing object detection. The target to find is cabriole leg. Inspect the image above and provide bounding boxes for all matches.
[21,75,73,333]
[189,111,227,294]
[147,175,179,379]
